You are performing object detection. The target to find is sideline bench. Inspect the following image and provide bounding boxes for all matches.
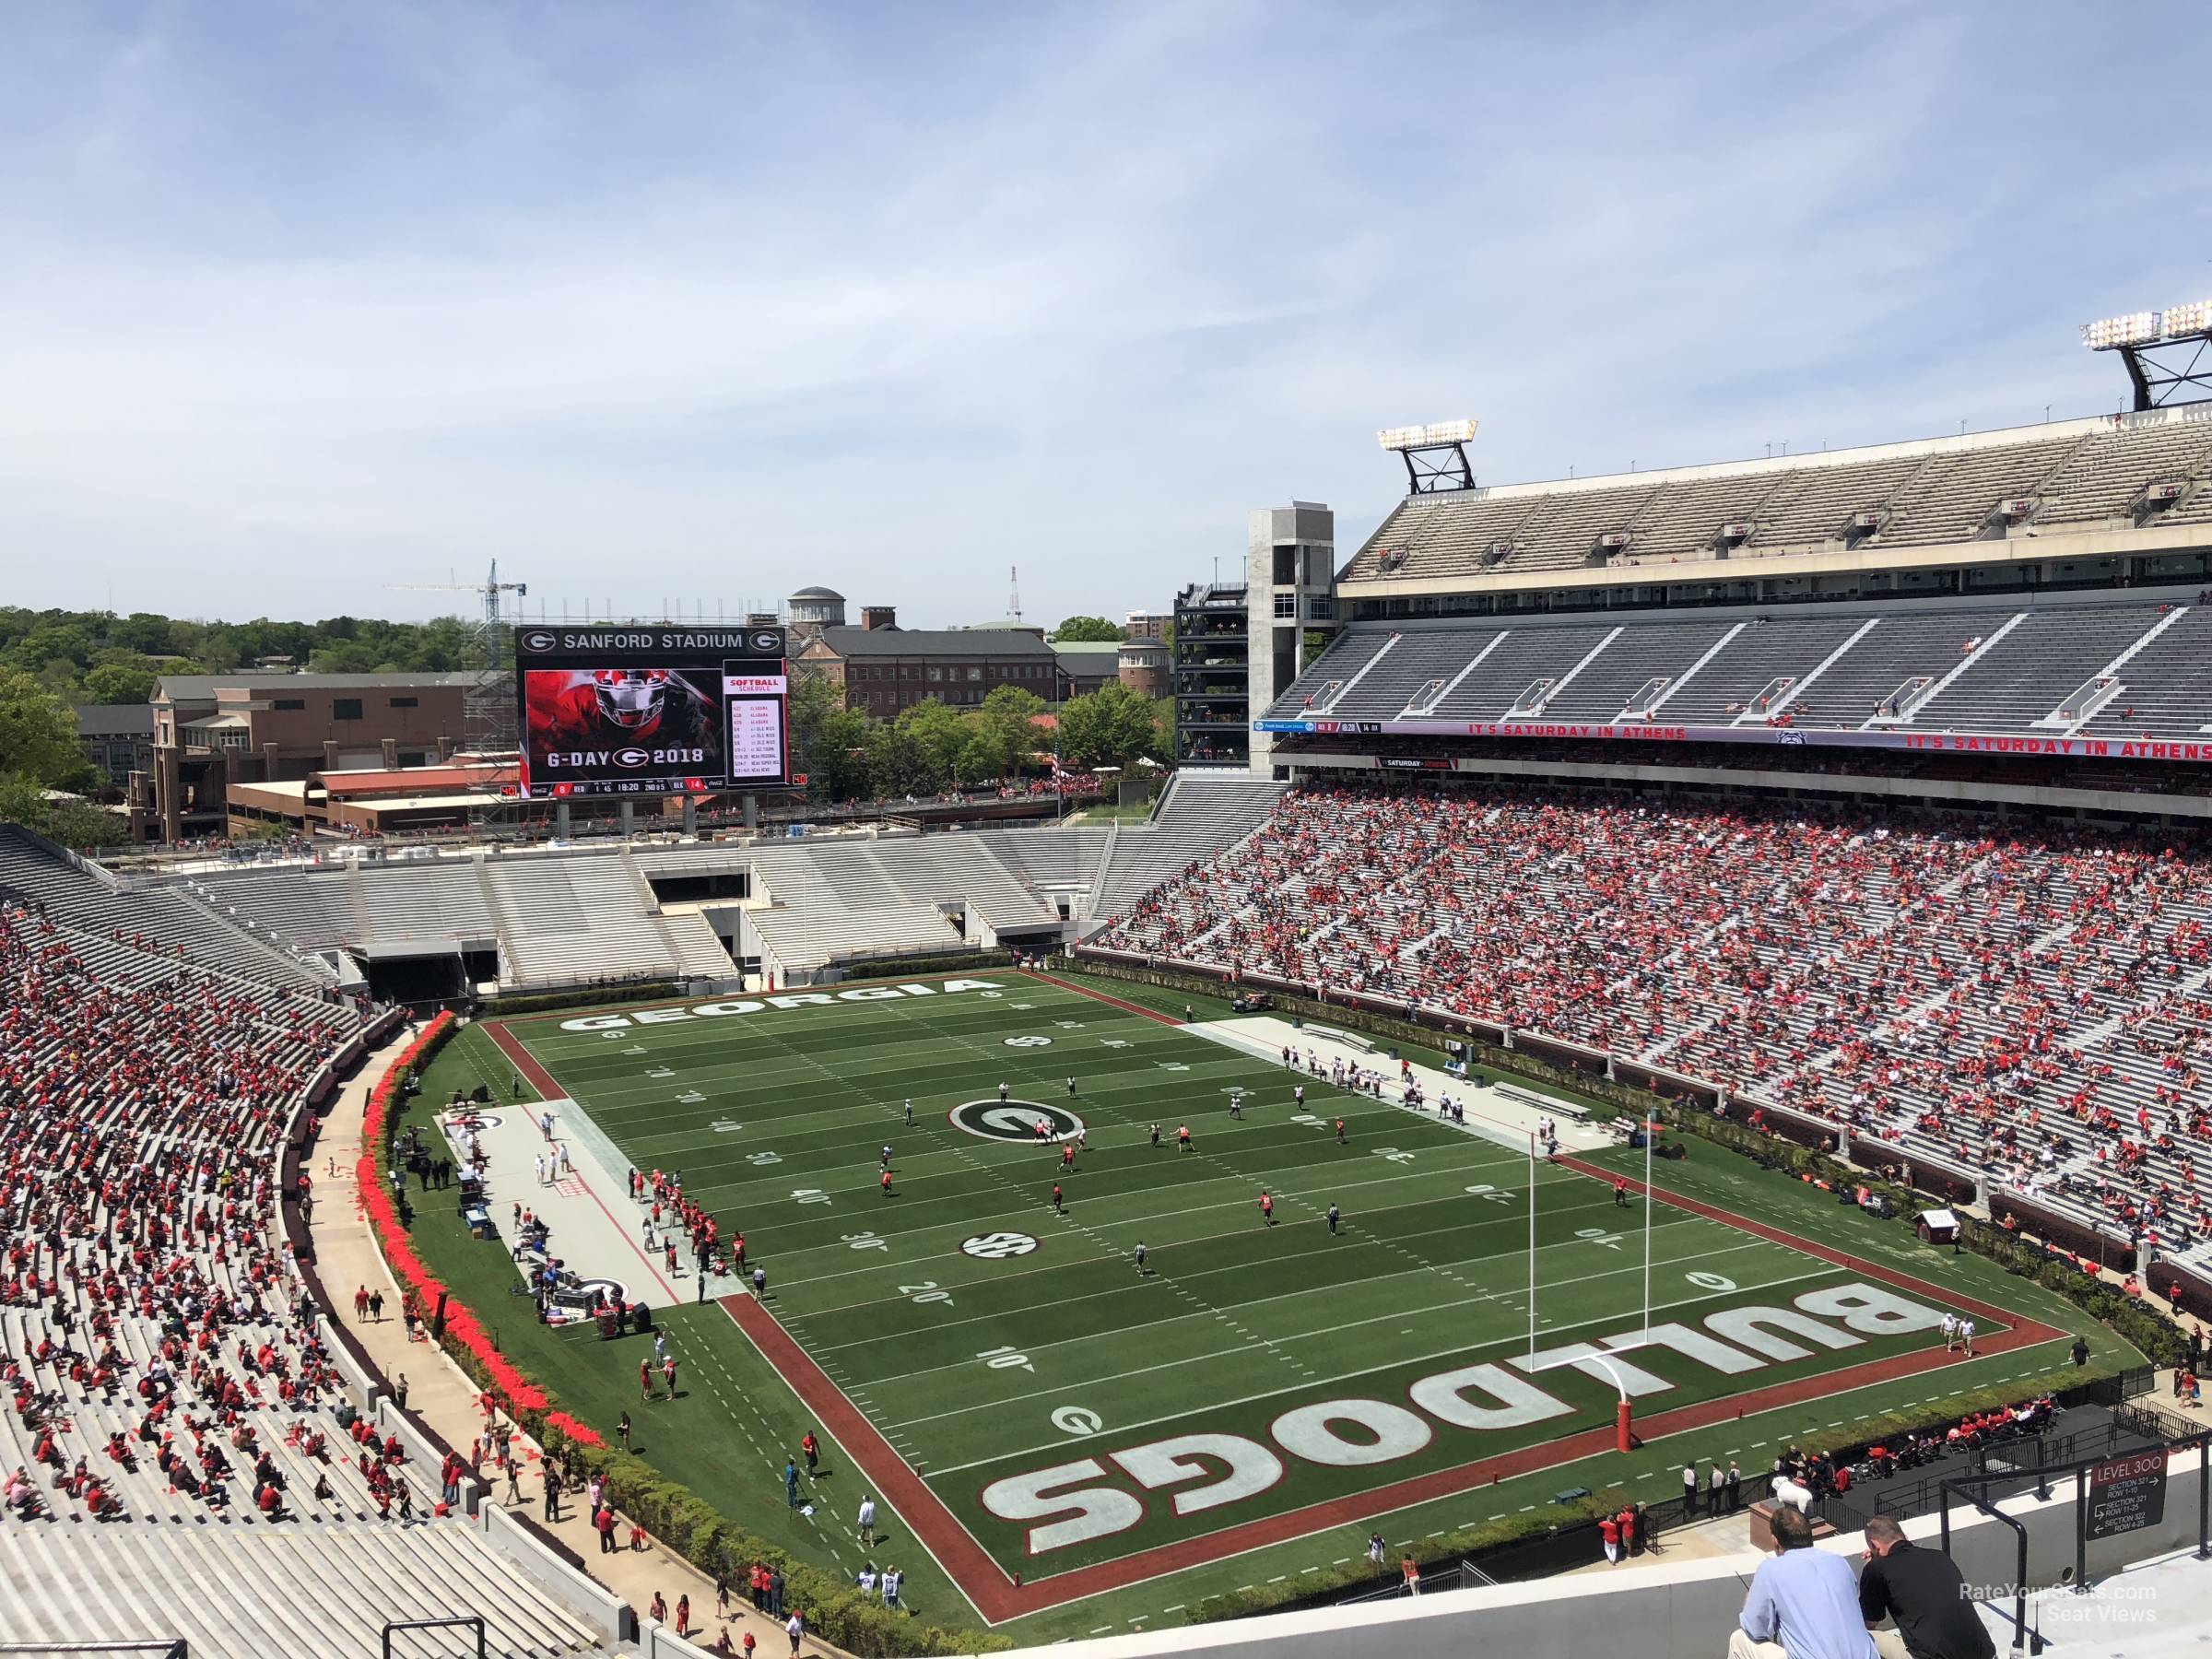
[1492,1083,1590,1121]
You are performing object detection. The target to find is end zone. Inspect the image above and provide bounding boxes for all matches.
[716,1186,2068,1625]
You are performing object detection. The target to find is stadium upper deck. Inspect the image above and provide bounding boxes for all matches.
[1340,406,2212,611]
[1258,589,2212,759]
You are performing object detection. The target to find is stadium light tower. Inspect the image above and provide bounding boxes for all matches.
[1378,418,1480,494]
[2082,300,2212,410]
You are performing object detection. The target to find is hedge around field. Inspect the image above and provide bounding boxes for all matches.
[1657,1106,2185,1369]
[359,1023,1010,1656]
[488,981,685,1018]
[1185,1491,1634,1622]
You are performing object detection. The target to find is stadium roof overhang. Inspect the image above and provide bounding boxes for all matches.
[1337,516,2212,604]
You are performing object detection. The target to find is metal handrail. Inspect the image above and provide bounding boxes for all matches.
[1938,1475,2041,1656]
[382,1618,485,1659]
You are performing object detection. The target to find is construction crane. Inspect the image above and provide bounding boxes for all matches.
[384,559,529,628]
[382,560,531,757]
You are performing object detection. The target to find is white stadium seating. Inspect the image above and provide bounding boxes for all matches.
[0,828,617,1656]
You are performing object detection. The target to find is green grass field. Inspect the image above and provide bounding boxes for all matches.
[393,968,2137,1640]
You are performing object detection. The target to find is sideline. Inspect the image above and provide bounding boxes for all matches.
[314,1023,839,1658]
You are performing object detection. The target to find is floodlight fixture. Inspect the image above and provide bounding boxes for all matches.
[1378,418,1479,494]
[2081,312,2161,350]
[1377,418,1479,452]
[2085,301,2212,409]
[2162,300,2212,338]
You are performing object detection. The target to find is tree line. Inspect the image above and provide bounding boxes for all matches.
[0,605,480,708]
[0,606,1176,841]
[789,677,1171,803]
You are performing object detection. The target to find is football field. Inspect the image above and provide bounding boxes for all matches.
[484,969,2065,1626]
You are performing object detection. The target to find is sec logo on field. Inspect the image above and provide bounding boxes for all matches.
[961,1231,1040,1260]
[948,1100,1086,1143]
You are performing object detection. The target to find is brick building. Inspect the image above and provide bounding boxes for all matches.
[1049,640,1122,696]
[135,672,474,841]
[794,609,1069,716]
[74,704,156,793]
[1116,637,1170,698]
[1123,609,1172,641]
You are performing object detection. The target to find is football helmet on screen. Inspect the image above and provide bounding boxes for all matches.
[592,668,671,729]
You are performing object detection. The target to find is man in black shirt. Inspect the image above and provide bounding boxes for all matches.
[1858,1515,1994,1659]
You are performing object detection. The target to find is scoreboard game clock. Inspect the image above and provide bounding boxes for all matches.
[515,624,792,799]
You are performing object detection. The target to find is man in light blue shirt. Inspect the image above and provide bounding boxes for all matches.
[1730,1506,1877,1659]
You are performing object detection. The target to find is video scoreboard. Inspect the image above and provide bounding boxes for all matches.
[514,623,791,799]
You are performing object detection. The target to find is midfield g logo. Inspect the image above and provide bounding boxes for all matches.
[949,1100,1086,1143]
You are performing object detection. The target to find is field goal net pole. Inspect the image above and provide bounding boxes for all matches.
[1525,1349,1638,1454]
[1526,1121,1654,1455]
[1641,1111,1654,1346]
[1526,1130,1537,1371]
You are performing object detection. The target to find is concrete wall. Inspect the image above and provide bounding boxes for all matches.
[480,1502,633,1646]
[992,1450,2206,1659]
[1248,502,1335,775]
[1285,747,2212,821]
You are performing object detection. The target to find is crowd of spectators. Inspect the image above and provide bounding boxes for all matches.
[1099,782,2212,1253]
[0,896,391,1524]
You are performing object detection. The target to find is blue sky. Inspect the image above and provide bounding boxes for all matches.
[4,2,2208,629]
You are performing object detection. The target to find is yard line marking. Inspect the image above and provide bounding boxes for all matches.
[844,1233,1778,1397]
[899,1264,1842,1455]
[754,1125,1593,1292]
